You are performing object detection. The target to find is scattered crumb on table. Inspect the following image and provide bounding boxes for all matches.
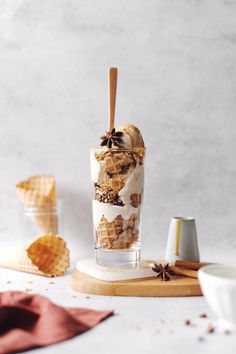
[207,323,215,334]
[25,288,32,292]
[199,313,207,318]
[6,281,12,284]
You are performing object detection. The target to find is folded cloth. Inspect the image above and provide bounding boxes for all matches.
[0,291,113,354]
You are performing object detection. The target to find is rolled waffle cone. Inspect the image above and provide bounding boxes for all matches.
[16,175,56,207]
[16,175,58,234]
[27,234,69,276]
[0,235,69,276]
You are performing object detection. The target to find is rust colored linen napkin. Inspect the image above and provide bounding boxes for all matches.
[0,291,113,354]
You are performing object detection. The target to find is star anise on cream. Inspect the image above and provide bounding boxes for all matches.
[152,263,174,281]
[100,128,123,148]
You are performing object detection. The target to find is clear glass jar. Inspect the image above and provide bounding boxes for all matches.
[21,203,64,243]
[90,148,145,268]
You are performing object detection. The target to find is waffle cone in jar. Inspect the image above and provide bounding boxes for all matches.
[0,235,69,276]
[16,175,58,234]
[33,205,58,234]
[16,175,56,207]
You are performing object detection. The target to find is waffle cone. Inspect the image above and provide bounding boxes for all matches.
[0,246,45,276]
[108,175,124,193]
[96,213,139,250]
[0,235,69,276]
[104,153,124,175]
[16,175,58,234]
[96,216,123,248]
[16,175,56,207]
[104,152,135,175]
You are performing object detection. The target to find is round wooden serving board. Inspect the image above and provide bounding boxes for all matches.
[71,269,202,297]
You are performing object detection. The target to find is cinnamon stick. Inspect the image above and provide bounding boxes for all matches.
[175,260,212,270]
[169,266,198,279]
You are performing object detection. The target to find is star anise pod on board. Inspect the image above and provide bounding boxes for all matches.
[152,263,175,281]
[100,128,123,148]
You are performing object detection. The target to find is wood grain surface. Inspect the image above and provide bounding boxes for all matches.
[71,269,202,297]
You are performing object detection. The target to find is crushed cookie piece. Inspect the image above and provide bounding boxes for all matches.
[96,213,139,250]
[207,323,214,333]
[25,288,32,292]
[95,187,124,206]
[198,336,204,342]
[199,313,207,318]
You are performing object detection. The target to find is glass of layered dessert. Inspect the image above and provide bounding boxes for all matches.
[91,124,145,268]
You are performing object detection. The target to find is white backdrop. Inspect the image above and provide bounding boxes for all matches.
[0,0,236,262]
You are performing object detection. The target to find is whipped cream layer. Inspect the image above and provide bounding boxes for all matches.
[118,163,144,206]
[91,149,144,227]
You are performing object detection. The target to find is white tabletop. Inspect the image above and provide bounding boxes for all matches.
[0,267,235,354]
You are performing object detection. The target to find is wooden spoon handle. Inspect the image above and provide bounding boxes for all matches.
[108,67,118,132]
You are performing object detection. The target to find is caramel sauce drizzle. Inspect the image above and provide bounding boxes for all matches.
[175,219,181,256]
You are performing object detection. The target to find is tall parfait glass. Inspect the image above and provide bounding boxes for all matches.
[90,147,145,268]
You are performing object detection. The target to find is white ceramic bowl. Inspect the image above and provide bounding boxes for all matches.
[199,264,236,329]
